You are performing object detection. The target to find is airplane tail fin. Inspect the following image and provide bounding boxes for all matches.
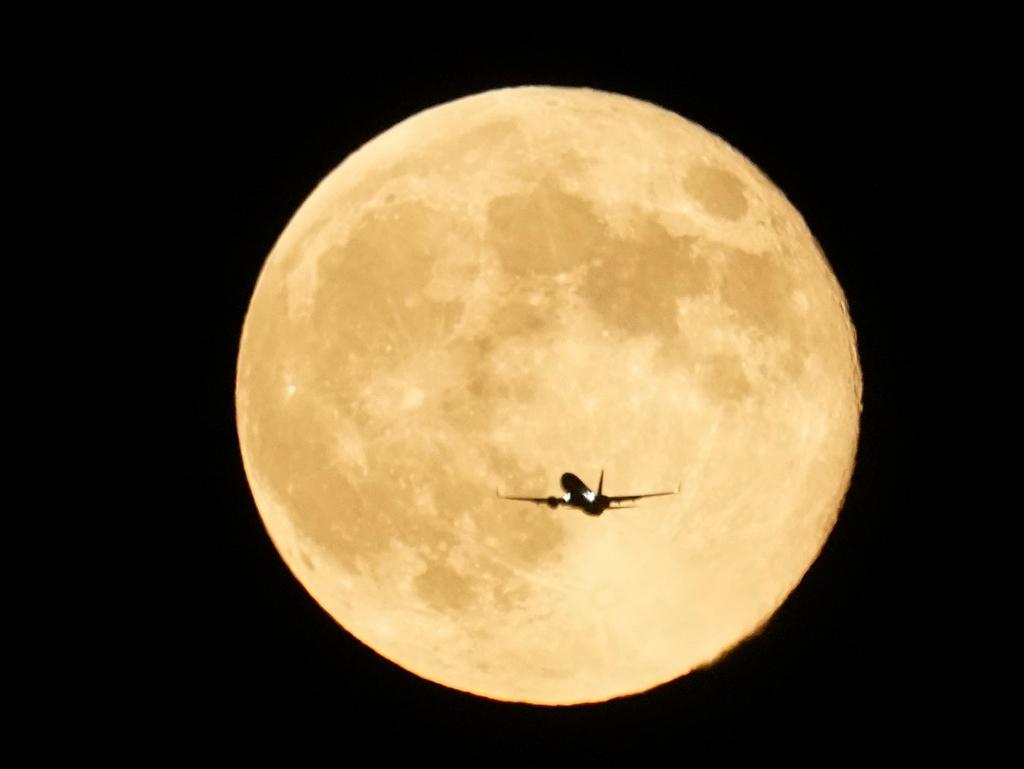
[598,469,604,496]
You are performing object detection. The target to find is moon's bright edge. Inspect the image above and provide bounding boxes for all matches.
[235,86,862,705]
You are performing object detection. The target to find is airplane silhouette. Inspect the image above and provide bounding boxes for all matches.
[497,471,680,517]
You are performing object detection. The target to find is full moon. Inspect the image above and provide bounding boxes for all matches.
[235,86,861,704]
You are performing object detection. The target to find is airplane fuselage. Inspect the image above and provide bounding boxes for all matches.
[559,472,611,516]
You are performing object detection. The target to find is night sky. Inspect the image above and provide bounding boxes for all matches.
[159,40,939,754]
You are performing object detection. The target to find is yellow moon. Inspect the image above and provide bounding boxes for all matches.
[235,86,861,705]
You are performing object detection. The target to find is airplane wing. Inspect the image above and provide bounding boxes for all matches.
[606,482,681,504]
[496,489,564,506]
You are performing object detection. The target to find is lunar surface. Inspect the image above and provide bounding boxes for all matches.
[235,87,862,704]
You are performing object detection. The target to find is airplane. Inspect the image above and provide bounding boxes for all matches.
[497,471,680,517]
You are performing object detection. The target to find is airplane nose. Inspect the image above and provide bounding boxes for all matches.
[560,472,586,493]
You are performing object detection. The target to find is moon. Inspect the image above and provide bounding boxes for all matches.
[235,86,862,705]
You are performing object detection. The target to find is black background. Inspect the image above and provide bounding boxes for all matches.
[160,38,939,755]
